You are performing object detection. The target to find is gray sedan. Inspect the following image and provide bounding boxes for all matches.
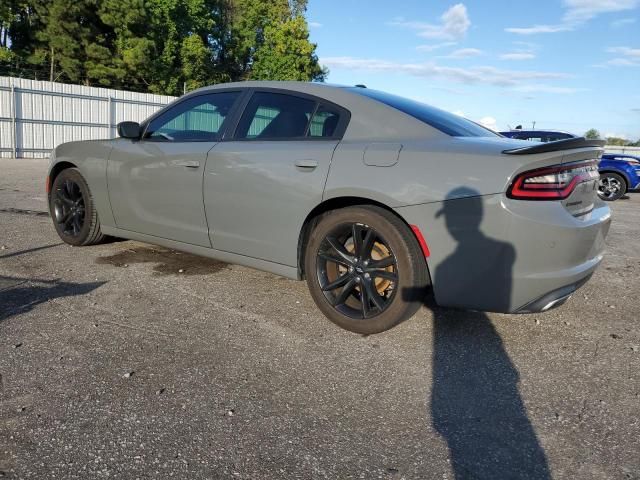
[47,82,611,334]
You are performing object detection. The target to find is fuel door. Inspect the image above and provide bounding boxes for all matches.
[363,143,402,167]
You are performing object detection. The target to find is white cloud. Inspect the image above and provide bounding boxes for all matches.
[500,52,536,60]
[479,117,498,130]
[309,22,323,29]
[563,0,639,22]
[602,46,640,66]
[320,56,570,87]
[443,48,484,58]
[506,24,572,34]
[416,42,457,52]
[605,58,640,66]
[506,0,640,34]
[611,17,637,27]
[391,4,471,41]
[607,46,640,57]
[512,84,586,94]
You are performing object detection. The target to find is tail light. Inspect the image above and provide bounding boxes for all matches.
[507,160,599,200]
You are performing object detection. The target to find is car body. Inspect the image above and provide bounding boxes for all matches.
[597,153,640,200]
[499,130,577,143]
[47,82,611,333]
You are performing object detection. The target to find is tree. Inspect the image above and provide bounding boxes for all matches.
[251,15,326,81]
[605,137,629,146]
[0,0,325,93]
[584,128,601,139]
[226,0,325,82]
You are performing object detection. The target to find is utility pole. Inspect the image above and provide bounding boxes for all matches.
[532,121,536,130]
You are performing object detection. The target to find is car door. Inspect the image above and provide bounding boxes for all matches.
[107,91,242,247]
[204,90,349,266]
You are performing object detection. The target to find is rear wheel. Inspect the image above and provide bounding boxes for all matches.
[304,206,429,334]
[49,168,104,246]
[598,172,626,201]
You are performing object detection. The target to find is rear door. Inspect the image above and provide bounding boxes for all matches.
[107,91,241,246]
[204,90,348,266]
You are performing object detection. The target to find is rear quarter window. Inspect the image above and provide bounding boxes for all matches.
[349,88,498,138]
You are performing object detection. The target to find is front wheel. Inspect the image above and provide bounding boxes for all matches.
[304,206,429,334]
[598,172,627,201]
[49,168,105,246]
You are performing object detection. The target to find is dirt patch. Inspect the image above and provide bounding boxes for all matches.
[96,245,228,276]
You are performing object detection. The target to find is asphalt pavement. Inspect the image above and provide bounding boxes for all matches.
[1,158,638,479]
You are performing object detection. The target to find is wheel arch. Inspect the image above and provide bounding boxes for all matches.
[47,161,78,196]
[296,196,430,280]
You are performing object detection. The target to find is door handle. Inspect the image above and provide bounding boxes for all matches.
[175,160,200,168]
[295,159,318,170]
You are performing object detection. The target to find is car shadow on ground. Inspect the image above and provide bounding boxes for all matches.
[0,275,105,322]
[414,187,551,478]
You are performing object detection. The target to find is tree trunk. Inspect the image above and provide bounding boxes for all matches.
[49,47,55,82]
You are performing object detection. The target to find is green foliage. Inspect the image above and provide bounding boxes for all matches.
[605,137,630,146]
[0,0,325,94]
[584,128,601,139]
[251,15,327,81]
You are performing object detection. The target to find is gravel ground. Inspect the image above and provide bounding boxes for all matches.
[1,158,639,479]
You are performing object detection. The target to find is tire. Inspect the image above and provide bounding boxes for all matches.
[598,172,627,201]
[304,205,429,334]
[49,168,105,246]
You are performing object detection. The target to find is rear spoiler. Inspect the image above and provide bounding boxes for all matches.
[502,137,606,155]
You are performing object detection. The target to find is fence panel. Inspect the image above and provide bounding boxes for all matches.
[0,76,175,158]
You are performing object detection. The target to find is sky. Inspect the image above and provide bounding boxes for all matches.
[306,0,640,139]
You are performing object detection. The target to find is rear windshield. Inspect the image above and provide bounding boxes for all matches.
[349,87,498,138]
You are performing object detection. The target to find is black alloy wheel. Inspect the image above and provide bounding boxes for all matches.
[305,205,429,334]
[53,178,86,237]
[49,168,104,246]
[316,222,398,319]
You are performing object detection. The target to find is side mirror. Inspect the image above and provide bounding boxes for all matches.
[117,121,141,139]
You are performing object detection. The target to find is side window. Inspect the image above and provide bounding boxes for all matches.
[308,105,341,138]
[235,92,316,140]
[145,92,240,142]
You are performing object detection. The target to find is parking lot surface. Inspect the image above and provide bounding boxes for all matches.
[1,158,639,479]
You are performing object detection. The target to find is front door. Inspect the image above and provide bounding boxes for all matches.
[107,91,241,247]
[204,91,346,266]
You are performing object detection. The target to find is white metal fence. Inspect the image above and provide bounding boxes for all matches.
[0,76,175,158]
[604,146,640,155]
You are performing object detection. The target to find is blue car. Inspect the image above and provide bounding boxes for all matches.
[597,154,640,201]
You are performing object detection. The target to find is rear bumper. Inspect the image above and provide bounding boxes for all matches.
[395,194,611,314]
[516,273,593,313]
